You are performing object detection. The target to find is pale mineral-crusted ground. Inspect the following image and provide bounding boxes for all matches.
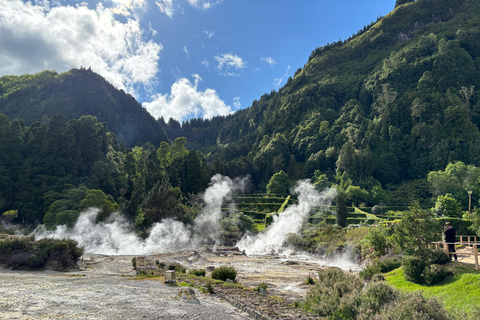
[0,255,249,320]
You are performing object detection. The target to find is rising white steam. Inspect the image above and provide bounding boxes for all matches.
[237,180,337,255]
[194,174,249,243]
[33,175,247,255]
[33,209,194,255]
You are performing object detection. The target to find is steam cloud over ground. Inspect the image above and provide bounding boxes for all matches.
[33,175,248,255]
[33,177,341,260]
[237,181,337,255]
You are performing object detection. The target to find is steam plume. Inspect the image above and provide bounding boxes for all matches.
[33,175,248,255]
[237,180,337,255]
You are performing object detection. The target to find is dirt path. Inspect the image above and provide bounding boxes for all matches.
[454,246,479,268]
[0,255,249,320]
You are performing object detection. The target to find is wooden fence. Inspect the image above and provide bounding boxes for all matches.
[430,235,480,270]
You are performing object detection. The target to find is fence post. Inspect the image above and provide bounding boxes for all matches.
[436,242,440,250]
[460,236,463,244]
[474,245,479,271]
[444,241,449,254]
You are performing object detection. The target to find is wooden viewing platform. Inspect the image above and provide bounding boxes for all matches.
[430,235,480,270]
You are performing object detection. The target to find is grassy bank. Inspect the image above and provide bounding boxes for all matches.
[385,263,480,316]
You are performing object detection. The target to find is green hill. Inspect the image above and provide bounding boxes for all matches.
[0,68,168,146]
[166,0,480,190]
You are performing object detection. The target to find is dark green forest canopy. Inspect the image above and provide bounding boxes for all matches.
[0,68,168,147]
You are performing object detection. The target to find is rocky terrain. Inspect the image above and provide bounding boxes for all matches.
[0,247,361,319]
[0,254,249,319]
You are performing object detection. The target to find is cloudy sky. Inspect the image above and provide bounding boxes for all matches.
[0,0,395,122]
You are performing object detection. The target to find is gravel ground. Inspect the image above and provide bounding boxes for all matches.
[0,255,250,320]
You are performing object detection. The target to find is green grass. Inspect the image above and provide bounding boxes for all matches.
[385,263,480,316]
[355,207,379,220]
[254,223,266,231]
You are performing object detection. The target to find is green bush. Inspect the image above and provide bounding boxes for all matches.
[379,292,451,320]
[211,266,237,282]
[189,268,206,277]
[0,237,83,270]
[359,262,381,280]
[206,281,214,293]
[256,282,268,292]
[167,262,186,273]
[360,256,402,280]
[423,264,447,285]
[304,268,363,317]
[402,255,427,284]
[378,256,402,273]
[402,250,449,285]
[306,274,315,285]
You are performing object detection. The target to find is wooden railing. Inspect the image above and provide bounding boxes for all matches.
[430,235,480,270]
[0,234,27,240]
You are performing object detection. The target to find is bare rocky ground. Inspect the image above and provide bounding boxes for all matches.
[0,254,250,320]
[0,247,360,319]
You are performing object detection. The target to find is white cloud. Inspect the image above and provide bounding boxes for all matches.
[0,1,162,95]
[110,0,147,16]
[201,59,209,68]
[144,74,232,121]
[156,0,220,17]
[214,53,246,76]
[203,30,214,38]
[233,97,241,110]
[274,65,291,87]
[155,0,175,18]
[187,0,223,9]
[148,21,158,36]
[183,45,189,59]
[261,56,277,66]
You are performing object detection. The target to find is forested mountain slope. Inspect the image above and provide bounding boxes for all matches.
[0,68,168,146]
[166,0,480,189]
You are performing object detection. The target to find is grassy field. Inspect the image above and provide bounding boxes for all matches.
[385,263,480,316]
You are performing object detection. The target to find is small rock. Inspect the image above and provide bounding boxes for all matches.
[258,288,268,295]
[206,266,215,271]
[226,279,234,283]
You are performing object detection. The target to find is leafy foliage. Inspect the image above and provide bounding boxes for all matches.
[266,170,290,194]
[211,266,237,282]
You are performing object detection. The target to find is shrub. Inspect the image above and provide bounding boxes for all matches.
[132,257,137,269]
[256,282,268,292]
[402,249,449,285]
[371,205,382,215]
[304,268,363,317]
[206,281,214,293]
[167,263,186,273]
[423,264,447,285]
[359,262,382,280]
[378,256,402,273]
[402,255,427,284]
[1,237,83,270]
[306,274,315,285]
[428,249,450,265]
[379,292,451,320]
[211,266,237,281]
[189,269,206,277]
[360,281,399,315]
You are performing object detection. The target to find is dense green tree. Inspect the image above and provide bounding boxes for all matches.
[432,194,463,217]
[335,190,348,227]
[390,202,438,252]
[395,0,415,9]
[266,170,290,194]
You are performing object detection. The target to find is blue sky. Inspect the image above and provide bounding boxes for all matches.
[0,0,396,122]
